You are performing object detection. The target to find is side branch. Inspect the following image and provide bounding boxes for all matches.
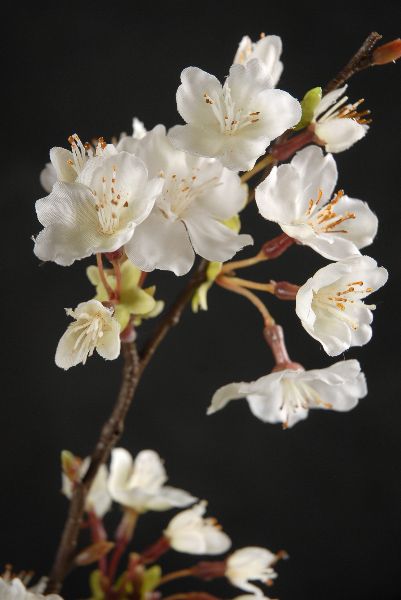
[46,342,140,593]
[139,259,208,374]
[324,31,382,93]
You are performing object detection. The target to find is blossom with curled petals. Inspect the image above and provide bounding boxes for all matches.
[226,547,278,595]
[108,448,196,513]
[0,576,63,600]
[164,502,231,555]
[55,299,121,370]
[234,34,283,87]
[208,360,367,428]
[296,256,388,355]
[256,146,378,260]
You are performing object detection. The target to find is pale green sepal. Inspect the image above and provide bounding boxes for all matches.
[140,565,162,600]
[89,569,105,600]
[294,87,322,131]
[114,305,131,332]
[192,261,222,313]
[222,214,241,233]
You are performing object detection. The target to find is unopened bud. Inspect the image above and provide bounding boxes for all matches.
[274,281,300,300]
[261,233,294,259]
[372,39,401,65]
[61,450,81,483]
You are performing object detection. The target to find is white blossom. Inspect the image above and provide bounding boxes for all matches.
[296,256,388,356]
[312,85,369,153]
[226,547,278,595]
[39,134,117,193]
[255,146,378,260]
[168,61,301,172]
[34,151,163,266]
[55,299,121,370]
[208,360,367,428]
[108,448,196,513]
[122,125,253,275]
[233,34,283,87]
[0,577,62,600]
[62,457,111,518]
[164,501,231,555]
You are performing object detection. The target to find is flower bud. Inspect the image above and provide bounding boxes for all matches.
[261,233,294,259]
[372,39,401,65]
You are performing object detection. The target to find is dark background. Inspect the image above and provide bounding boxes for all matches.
[2,3,400,599]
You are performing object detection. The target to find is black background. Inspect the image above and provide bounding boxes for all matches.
[2,3,401,599]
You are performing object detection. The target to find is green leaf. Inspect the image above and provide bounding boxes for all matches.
[89,569,105,600]
[294,86,322,131]
[140,565,162,599]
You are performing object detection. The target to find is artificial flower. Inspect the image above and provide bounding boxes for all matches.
[225,547,278,594]
[55,299,121,370]
[296,256,388,356]
[40,134,117,193]
[108,448,196,513]
[0,576,62,600]
[255,146,378,260]
[168,61,301,171]
[233,34,283,87]
[311,85,369,153]
[164,501,231,555]
[208,360,367,428]
[61,453,112,518]
[34,151,163,266]
[122,125,252,275]
[87,261,163,331]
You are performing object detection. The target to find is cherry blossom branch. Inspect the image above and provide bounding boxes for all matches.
[324,31,382,93]
[46,342,140,593]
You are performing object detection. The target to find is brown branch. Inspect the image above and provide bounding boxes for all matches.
[46,342,140,593]
[324,31,382,93]
[46,261,208,593]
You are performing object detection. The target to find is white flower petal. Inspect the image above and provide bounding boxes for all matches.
[176,66,223,127]
[125,211,195,276]
[315,119,368,153]
[184,206,253,262]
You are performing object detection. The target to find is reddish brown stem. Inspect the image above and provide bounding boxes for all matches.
[263,324,303,371]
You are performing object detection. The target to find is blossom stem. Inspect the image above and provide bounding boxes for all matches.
[111,259,122,301]
[240,154,276,183]
[224,277,275,294]
[217,276,274,326]
[158,569,194,586]
[88,511,108,576]
[96,253,115,300]
[221,253,266,273]
[271,129,315,161]
[263,324,303,371]
[107,509,139,586]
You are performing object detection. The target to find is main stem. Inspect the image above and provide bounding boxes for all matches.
[46,260,208,594]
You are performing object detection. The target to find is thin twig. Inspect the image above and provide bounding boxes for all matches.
[46,342,140,593]
[324,32,382,93]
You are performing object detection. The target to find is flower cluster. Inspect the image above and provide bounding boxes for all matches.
[59,448,283,600]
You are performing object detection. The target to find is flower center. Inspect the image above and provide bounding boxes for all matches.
[281,379,332,428]
[317,95,371,125]
[203,84,261,135]
[92,165,130,235]
[66,134,107,176]
[157,170,222,220]
[68,309,108,364]
[313,280,375,330]
[305,189,356,234]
